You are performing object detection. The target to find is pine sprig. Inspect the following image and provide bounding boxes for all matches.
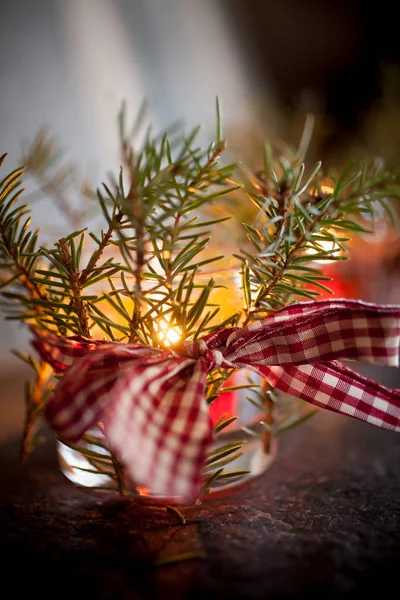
[88,102,240,345]
[0,154,49,316]
[21,129,94,229]
[236,143,400,322]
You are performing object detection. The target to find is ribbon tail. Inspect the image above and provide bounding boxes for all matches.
[104,357,213,502]
[226,300,400,367]
[258,361,400,432]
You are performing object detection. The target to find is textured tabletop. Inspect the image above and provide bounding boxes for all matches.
[1,403,400,600]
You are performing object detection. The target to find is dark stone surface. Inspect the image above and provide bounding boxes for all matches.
[1,409,400,600]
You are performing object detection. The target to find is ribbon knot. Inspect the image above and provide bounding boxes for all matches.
[183,338,225,370]
[32,299,400,502]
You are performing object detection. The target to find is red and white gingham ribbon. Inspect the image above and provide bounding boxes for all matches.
[32,299,400,501]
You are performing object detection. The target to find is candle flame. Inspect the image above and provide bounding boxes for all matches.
[154,319,182,347]
[136,486,151,497]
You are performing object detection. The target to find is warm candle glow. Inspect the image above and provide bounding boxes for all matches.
[305,235,342,264]
[320,183,334,194]
[136,486,151,497]
[154,319,182,347]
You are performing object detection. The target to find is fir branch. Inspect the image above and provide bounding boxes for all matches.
[126,177,146,340]
[58,237,91,336]
[79,210,123,286]
[91,103,239,346]
[0,155,50,312]
[237,135,400,323]
[21,129,91,229]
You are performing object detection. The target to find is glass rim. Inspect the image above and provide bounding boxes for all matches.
[109,266,240,283]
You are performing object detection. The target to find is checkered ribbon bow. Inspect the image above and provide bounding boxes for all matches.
[32,299,400,501]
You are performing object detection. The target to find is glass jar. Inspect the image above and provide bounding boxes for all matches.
[56,268,280,503]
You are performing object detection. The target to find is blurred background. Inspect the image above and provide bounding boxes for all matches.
[1,0,400,439]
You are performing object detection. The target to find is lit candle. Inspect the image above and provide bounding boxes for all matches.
[154,319,182,347]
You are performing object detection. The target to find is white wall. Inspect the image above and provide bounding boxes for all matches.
[0,0,275,366]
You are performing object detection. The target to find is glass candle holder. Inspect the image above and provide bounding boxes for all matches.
[56,268,279,503]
